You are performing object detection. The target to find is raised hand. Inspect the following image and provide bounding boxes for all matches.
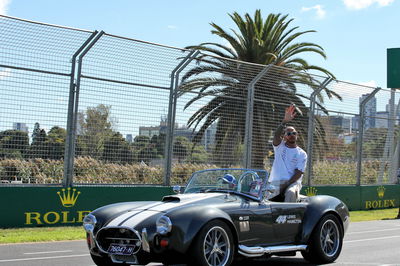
[283,104,297,122]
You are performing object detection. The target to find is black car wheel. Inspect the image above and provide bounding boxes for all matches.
[301,214,343,264]
[190,220,234,266]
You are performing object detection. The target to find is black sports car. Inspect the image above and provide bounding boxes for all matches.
[83,168,349,265]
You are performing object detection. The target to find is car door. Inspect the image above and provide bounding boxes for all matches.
[270,202,307,244]
[229,198,275,246]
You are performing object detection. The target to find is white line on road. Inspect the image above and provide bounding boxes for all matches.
[0,254,89,263]
[347,228,400,235]
[24,250,73,255]
[344,235,400,243]
[338,263,398,265]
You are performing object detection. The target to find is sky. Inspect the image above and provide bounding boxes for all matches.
[1,0,400,135]
[2,0,399,89]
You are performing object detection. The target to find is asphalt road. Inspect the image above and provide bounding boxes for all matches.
[0,219,399,266]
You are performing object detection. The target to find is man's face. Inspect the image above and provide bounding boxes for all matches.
[284,127,297,144]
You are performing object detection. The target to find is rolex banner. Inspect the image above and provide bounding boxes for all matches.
[0,185,398,228]
[0,186,173,228]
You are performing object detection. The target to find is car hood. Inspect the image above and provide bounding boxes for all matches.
[105,193,225,228]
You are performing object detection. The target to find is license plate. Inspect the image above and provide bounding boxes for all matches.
[107,244,135,255]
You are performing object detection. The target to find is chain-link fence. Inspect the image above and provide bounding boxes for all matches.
[1,15,399,186]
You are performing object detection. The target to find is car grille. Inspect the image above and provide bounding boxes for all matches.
[95,227,142,254]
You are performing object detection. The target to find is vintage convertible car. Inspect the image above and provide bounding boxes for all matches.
[83,168,349,265]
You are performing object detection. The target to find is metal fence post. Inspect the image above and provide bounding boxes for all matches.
[164,50,199,186]
[356,87,381,186]
[63,31,104,188]
[243,65,272,169]
[63,31,99,188]
[388,88,397,181]
[306,77,332,186]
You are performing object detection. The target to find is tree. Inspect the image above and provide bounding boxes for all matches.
[173,136,189,163]
[187,145,209,164]
[46,126,66,160]
[181,10,340,167]
[102,132,134,164]
[0,130,29,158]
[29,123,48,159]
[77,104,115,159]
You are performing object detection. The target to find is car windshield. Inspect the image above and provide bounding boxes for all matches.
[184,169,268,198]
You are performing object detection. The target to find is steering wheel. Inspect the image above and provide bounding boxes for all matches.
[237,171,260,194]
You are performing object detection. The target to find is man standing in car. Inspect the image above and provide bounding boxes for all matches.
[268,104,307,202]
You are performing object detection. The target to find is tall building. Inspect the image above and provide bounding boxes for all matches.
[13,122,28,133]
[360,93,376,129]
[385,103,400,126]
[351,116,359,131]
[375,111,389,128]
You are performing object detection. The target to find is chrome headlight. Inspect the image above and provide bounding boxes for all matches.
[83,214,97,232]
[156,216,172,235]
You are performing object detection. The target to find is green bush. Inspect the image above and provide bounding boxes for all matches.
[0,157,394,185]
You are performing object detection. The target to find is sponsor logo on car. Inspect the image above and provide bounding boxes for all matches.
[275,215,301,224]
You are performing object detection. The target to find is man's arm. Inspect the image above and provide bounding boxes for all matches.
[272,123,285,146]
[273,105,297,146]
[280,169,303,193]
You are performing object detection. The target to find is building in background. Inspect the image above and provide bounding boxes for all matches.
[375,111,389,128]
[126,134,133,143]
[360,93,376,129]
[201,122,217,151]
[328,115,352,132]
[12,122,28,133]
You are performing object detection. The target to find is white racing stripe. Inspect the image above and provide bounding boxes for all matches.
[106,202,165,227]
[344,235,400,243]
[106,210,141,227]
[149,194,221,212]
[24,250,72,255]
[0,254,89,262]
[114,194,222,228]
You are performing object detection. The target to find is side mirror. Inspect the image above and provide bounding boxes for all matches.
[173,185,181,194]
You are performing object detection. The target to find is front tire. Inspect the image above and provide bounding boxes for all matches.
[190,220,235,266]
[301,214,343,264]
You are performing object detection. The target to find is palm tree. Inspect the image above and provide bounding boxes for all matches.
[180,10,341,168]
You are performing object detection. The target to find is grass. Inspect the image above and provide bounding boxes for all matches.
[0,208,398,244]
[0,226,85,244]
[349,207,399,222]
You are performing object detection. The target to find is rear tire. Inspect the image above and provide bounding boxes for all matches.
[301,214,343,264]
[190,220,235,266]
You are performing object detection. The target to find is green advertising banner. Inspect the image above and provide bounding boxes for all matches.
[387,48,400,88]
[301,185,400,211]
[0,186,173,228]
[0,185,398,228]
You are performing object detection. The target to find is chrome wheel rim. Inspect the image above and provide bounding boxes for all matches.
[203,226,231,266]
[320,219,340,257]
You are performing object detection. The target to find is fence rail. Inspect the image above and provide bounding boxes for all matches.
[1,15,399,186]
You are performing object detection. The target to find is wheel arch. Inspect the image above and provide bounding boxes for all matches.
[167,206,238,254]
[300,196,346,243]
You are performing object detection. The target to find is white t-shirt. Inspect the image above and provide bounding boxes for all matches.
[268,141,307,184]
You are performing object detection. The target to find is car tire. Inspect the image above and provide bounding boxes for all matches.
[301,214,343,264]
[90,253,119,266]
[190,219,235,266]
